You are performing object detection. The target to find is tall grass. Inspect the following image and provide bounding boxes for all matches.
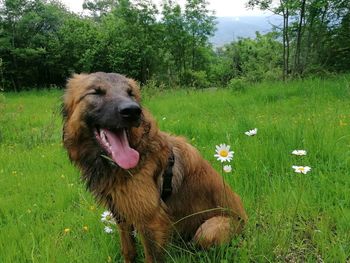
[0,75,349,262]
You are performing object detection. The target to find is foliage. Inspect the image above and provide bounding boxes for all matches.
[182,69,210,89]
[47,14,99,82]
[92,0,161,82]
[83,0,118,20]
[0,0,216,90]
[0,0,69,90]
[211,32,283,84]
[227,78,248,91]
[248,0,350,79]
[160,0,216,86]
[0,0,349,90]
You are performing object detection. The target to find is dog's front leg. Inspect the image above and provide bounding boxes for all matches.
[139,207,171,263]
[118,222,137,263]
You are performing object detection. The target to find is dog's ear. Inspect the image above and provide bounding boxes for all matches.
[63,73,89,118]
[127,78,141,102]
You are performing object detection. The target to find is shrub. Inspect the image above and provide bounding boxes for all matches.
[182,70,210,89]
[227,78,248,91]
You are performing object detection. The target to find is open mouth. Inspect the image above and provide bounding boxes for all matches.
[94,128,139,170]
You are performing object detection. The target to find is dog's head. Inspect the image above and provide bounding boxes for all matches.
[63,72,145,170]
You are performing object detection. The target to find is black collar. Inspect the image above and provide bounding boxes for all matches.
[161,152,175,201]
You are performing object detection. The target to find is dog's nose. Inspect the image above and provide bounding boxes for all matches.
[118,102,141,122]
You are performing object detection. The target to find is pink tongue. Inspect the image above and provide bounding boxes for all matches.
[102,129,139,169]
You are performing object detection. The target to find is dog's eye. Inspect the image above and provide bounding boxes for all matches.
[127,89,134,97]
[91,87,105,95]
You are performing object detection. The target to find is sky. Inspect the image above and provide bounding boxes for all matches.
[59,0,269,17]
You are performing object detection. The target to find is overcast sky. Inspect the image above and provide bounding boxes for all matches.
[60,0,269,17]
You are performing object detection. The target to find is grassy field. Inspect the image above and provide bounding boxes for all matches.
[0,75,350,262]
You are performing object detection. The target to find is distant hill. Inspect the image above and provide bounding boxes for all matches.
[210,16,282,47]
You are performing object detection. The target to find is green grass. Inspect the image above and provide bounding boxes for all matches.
[1,75,350,262]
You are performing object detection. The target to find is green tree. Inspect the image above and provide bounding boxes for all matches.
[323,3,350,71]
[184,0,215,71]
[0,0,69,90]
[248,0,295,80]
[161,0,189,84]
[248,0,350,78]
[47,14,99,82]
[211,32,282,84]
[83,0,118,20]
[94,0,160,82]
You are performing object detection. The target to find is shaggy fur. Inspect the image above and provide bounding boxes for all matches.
[62,72,247,263]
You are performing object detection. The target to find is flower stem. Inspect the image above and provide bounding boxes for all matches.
[221,163,228,216]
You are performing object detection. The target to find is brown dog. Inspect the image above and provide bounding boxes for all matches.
[62,72,247,263]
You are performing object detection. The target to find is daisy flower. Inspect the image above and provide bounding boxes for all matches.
[244,128,258,136]
[223,165,232,173]
[104,226,114,234]
[101,210,116,224]
[214,144,234,162]
[292,150,307,156]
[292,165,311,174]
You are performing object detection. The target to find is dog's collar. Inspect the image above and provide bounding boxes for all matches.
[161,151,175,201]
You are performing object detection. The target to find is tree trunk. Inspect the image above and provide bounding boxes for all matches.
[304,7,315,72]
[281,2,286,81]
[191,32,195,70]
[286,4,290,78]
[317,2,329,64]
[280,0,289,81]
[294,0,306,76]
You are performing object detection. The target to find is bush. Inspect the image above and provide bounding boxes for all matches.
[227,78,248,91]
[182,70,210,89]
[141,78,167,99]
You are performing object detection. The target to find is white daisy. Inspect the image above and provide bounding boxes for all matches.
[101,211,116,224]
[292,165,311,174]
[292,150,307,156]
[223,165,232,173]
[214,144,234,162]
[104,226,114,234]
[244,128,258,136]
